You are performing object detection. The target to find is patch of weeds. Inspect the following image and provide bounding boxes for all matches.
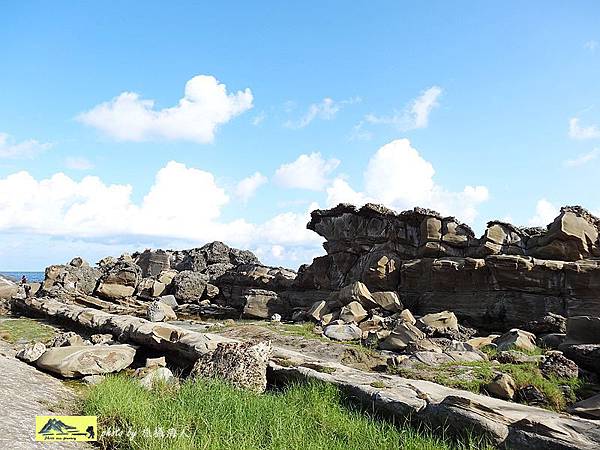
[389,358,584,411]
[0,317,56,344]
[370,381,387,389]
[266,321,325,340]
[83,375,493,450]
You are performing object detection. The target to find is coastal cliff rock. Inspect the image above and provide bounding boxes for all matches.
[296,203,600,329]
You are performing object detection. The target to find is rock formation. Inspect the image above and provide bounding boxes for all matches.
[295,203,600,329]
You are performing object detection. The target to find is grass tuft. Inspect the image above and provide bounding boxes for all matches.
[392,359,585,411]
[83,375,492,450]
[0,317,56,344]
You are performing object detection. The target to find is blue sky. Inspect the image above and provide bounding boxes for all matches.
[1,2,600,270]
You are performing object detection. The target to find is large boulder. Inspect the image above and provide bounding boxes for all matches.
[191,341,272,393]
[147,300,177,322]
[35,345,136,378]
[528,207,600,261]
[323,323,362,341]
[338,281,377,308]
[0,276,19,300]
[492,329,536,352]
[416,311,459,333]
[134,249,170,278]
[49,332,85,347]
[217,264,297,312]
[371,291,403,312]
[16,342,46,363]
[42,259,101,295]
[522,313,567,335]
[137,278,166,298]
[171,271,208,301]
[242,289,286,319]
[170,241,260,274]
[379,322,426,351]
[95,259,141,300]
[339,301,368,323]
[486,373,517,400]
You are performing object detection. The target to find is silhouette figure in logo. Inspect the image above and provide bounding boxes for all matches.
[86,426,95,439]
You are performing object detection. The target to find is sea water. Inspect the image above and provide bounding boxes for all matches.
[0,271,45,283]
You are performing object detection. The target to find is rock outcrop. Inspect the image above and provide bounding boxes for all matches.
[12,295,600,449]
[192,341,272,393]
[42,258,101,296]
[35,345,136,378]
[296,203,600,329]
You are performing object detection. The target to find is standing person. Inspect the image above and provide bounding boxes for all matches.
[20,275,27,285]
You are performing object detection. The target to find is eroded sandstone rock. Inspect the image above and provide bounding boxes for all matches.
[493,329,536,352]
[379,322,425,351]
[339,301,368,323]
[95,259,141,300]
[192,341,272,393]
[485,373,516,400]
[16,342,46,363]
[36,344,136,378]
[171,271,208,301]
[323,323,362,341]
[147,300,177,322]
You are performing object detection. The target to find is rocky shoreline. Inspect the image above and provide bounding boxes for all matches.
[3,202,600,448]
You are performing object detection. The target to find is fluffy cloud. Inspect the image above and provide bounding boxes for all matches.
[365,86,442,131]
[65,156,94,170]
[0,132,52,158]
[0,161,234,240]
[285,97,360,129]
[564,148,600,167]
[569,118,600,140]
[235,172,268,203]
[77,75,253,143]
[326,139,489,223]
[274,152,340,190]
[0,161,323,268]
[528,199,558,227]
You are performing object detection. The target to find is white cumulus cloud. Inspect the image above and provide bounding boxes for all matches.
[326,139,489,223]
[569,118,600,140]
[528,199,558,227]
[365,86,442,131]
[0,132,52,158]
[77,75,253,143]
[564,148,600,167]
[235,172,268,203]
[0,161,324,269]
[274,152,340,191]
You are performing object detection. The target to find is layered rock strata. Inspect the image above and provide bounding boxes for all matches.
[296,204,600,329]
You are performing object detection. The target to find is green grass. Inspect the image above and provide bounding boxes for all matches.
[393,360,584,411]
[0,317,56,344]
[82,375,492,450]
